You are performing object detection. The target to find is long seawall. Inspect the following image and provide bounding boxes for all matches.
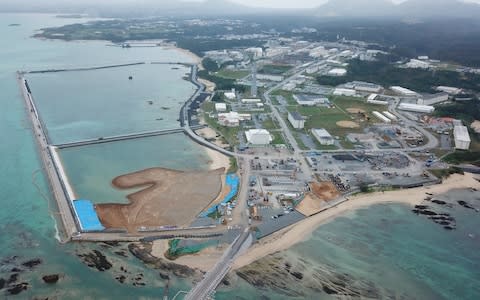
[18,73,79,242]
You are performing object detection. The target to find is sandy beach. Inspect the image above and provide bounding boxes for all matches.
[232,173,480,269]
[196,127,230,149]
[167,44,217,92]
[165,45,202,65]
[204,146,231,171]
[151,239,227,272]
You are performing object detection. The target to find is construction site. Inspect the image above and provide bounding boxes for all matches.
[17,62,238,243]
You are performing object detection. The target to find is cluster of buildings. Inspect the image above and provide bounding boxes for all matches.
[217,111,251,127]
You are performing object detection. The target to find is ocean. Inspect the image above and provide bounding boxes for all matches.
[0,13,479,300]
[216,201,480,299]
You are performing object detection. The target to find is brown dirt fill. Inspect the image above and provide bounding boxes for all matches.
[311,182,340,200]
[346,108,366,114]
[296,193,327,216]
[336,120,360,128]
[296,182,340,216]
[96,167,225,233]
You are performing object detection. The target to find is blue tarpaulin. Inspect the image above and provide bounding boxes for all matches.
[73,199,105,231]
[200,174,239,217]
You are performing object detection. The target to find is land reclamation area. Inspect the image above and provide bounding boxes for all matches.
[23,62,231,237]
[25,62,196,144]
[96,167,224,232]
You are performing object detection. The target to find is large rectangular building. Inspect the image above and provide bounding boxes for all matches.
[293,94,329,106]
[417,93,449,106]
[346,81,383,93]
[288,111,305,129]
[333,88,356,97]
[245,129,273,145]
[215,103,227,112]
[398,103,435,114]
[373,111,391,123]
[391,86,418,97]
[454,125,471,150]
[312,128,334,145]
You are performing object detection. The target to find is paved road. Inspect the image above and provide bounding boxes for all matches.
[232,158,251,227]
[263,67,315,181]
[55,127,204,148]
[184,228,252,300]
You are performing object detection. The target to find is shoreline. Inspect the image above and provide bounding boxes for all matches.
[148,173,480,273]
[165,45,201,66]
[231,172,480,269]
[204,146,231,172]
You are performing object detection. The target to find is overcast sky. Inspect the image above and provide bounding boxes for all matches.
[1,0,479,9]
[225,0,480,8]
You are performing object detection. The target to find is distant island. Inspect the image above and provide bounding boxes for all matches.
[8,23,21,27]
[55,14,86,19]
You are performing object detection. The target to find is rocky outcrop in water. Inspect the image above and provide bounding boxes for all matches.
[77,250,112,271]
[236,254,399,298]
[412,205,456,230]
[7,282,29,295]
[128,242,203,280]
[0,256,43,296]
[42,274,60,284]
[458,200,478,211]
[22,258,42,269]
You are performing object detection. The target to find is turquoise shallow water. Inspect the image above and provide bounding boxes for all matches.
[0,13,198,299]
[26,63,195,144]
[217,203,480,300]
[0,13,479,300]
[59,133,214,204]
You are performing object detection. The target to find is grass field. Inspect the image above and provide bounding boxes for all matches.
[262,115,279,130]
[216,69,250,79]
[331,95,383,115]
[272,93,389,150]
[270,131,286,145]
[260,64,293,75]
[271,90,297,105]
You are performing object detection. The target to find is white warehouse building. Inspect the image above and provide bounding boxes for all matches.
[453,125,471,150]
[215,103,227,112]
[373,111,391,123]
[294,94,329,106]
[288,111,305,129]
[436,86,462,95]
[328,68,347,76]
[333,88,356,97]
[383,111,398,121]
[398,103,435,114]
[241,98,262,104]
[312,128,335,145]
[390,86,418,97]
[245,129,273,145]
[417,93,449,106]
